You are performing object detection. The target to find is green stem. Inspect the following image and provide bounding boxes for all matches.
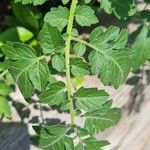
[65,0,78,126]
[71,36,102,53]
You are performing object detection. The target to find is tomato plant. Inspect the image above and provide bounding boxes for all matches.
[0,0,150,149]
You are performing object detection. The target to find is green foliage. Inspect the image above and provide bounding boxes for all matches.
[74,87,109,111]
[98,0,137,19]
[15,0,47,5]
[2,42,50,98]
[39,81,66,106]
[0,83,12,118]
[40,23,65,54]
[75,5,98,26]
[132,25,150,70]
[44,6,70,30]
[70,58,90,76]
[0,0,150,149]
[32,125,73,150]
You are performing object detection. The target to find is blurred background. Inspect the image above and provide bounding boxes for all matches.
[0,0,150,150]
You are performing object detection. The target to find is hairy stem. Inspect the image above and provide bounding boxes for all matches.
[65,0,78,126]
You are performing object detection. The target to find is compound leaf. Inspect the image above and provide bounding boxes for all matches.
[88,26,133,87]
[2,42,49,98]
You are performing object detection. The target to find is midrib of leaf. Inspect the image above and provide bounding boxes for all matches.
[86,116,115,124]
[71,36,124,82]
[16,55,47,82]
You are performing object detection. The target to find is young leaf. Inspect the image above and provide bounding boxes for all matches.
[75,5,98,26]
[44,6,69,30]
[39,81,66,106]
[40,23,65,54]
[52,54,65,72]
[74,87,109,112]
[70,58,90,76]
[0,96,11,118]
[84,107,122,135]
[29,60,50,92]
[73,43,86,57]
[32,125,73,150]
[15,0,47,5]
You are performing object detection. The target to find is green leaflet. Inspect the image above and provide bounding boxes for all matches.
[75,5,98,26]
[29,60,50,92]
[0,83,12,96]
[0,96,11,118]
[85,0,91,4]
[84,104,122,135]
[75,138,109,150]
[88,26,133,87]
[17,70,34,98]
[39,81,66,106]
[40,23,65,54]
[75,128,110,150]
[0,83,12,118]
[73,43,86,57]
[2,42,49,98]
[89,26,128,50]
[62,0,70,5]
[1,42,37,60]
[70,58,90,76]
[44,6,69,30]
[74,87,109,112]
[98,0,137,19]
[15,0,47,5]
[32,125,73,150]
[131,25,150,70]
[52,54,65,72]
